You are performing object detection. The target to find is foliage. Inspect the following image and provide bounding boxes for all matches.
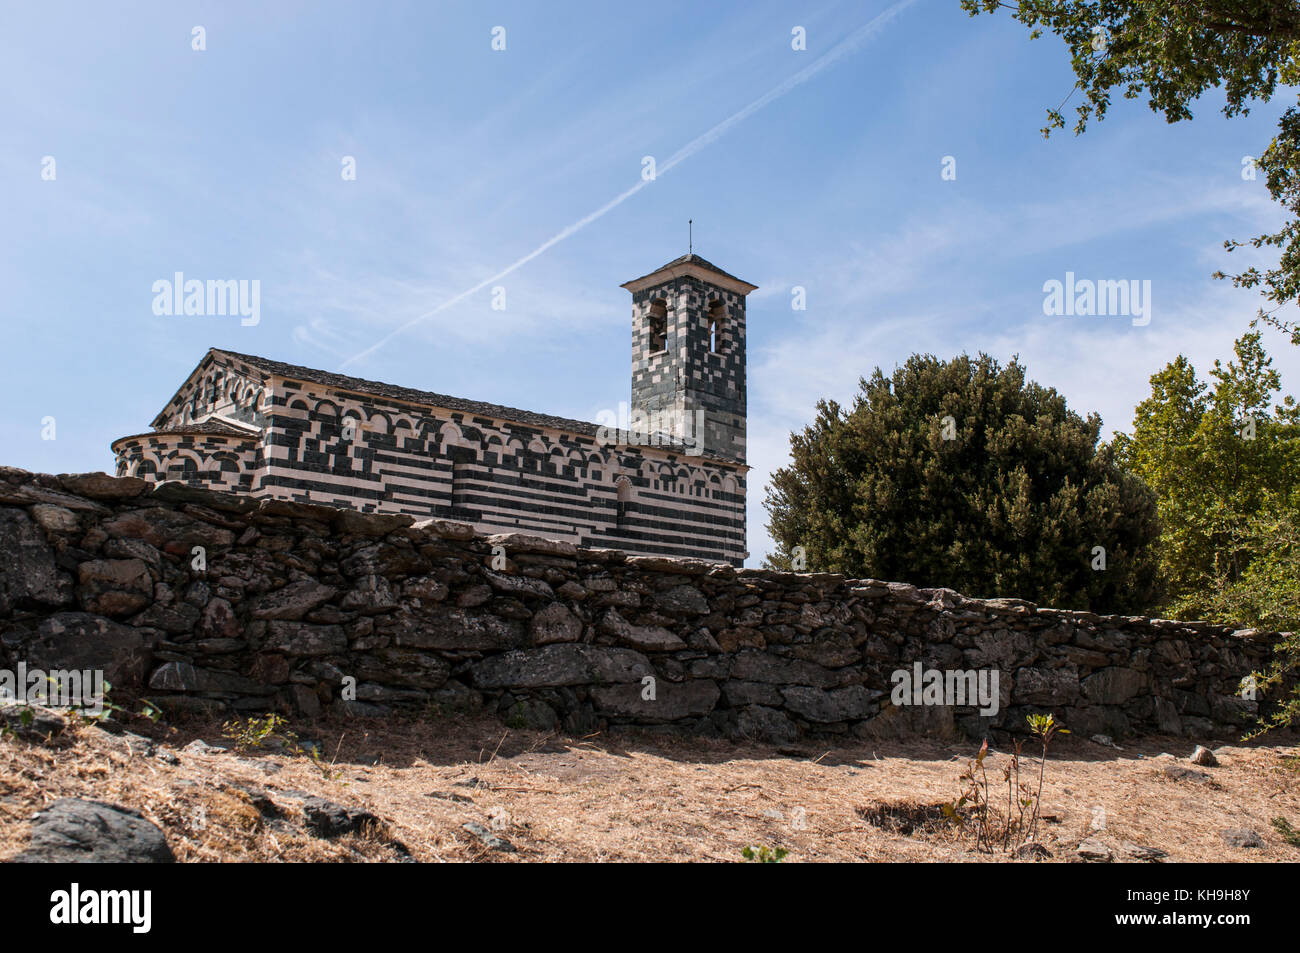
[1113,332,1300,615]
[740,844,789,863]
[763,353,1161,613]
[961,0,1300,340]
[943,714,1067,854]
[222,713,298,752]
[1273,815,1300,847]
[1114,332,1300,732]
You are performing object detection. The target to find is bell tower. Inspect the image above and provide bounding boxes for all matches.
[621,254,756,463]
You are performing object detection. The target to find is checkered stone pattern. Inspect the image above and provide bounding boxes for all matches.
[630,274,747,465]
[113,432,258,491]
[114,346,748,566]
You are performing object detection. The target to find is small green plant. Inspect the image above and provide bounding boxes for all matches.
[741,845,789,863]
[943,715,1068,854]
[72,679,161,727]
[222,713,298,752]
[943,738,996,852]
[1272,816,1300,848]
[1026,713,1068,843]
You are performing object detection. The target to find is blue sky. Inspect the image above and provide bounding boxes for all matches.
[3,0,1298,566]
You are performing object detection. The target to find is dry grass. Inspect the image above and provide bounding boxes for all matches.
[2,709,1298,862]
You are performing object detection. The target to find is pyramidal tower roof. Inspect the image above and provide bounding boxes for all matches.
[620,253,757,296]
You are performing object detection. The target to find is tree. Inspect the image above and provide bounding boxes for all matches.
[1115,332,1300,732]
[1114,331,1300,616]
[962,1,1300,341]
[763,353,1161,613]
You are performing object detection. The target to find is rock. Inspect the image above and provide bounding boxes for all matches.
[1220,828,1263,848]
[1080,667,1147,705]
[856,702,956,740]
[735,705,799,743]
[0,704,67,741]
[1076,837,1113,862]
[249,580,337,620]
[301,797,381,838]
[57,472,150,500]
[965,627,1033,669]
[590,679,720,721]
[339,543,429,578]
[598,609,685,651]
[402,576,449,603]
[262,621,347,656]
[199,597,241,641]
[624,555,714,575]
[481,570,555,600]
[354,648,450,690]
[556,581,587,601]
[731,650,837,688]
[24,612,159,694]
[410,518,476,540]
[504,698,558,730]
[340,575,398,614]
[100,506,236,556]
[332,509,414,537]
[652,585,709,616]
[529,603,581,645]
[181,739,229,755]
[76,558,153,617]
[455,585,492,608]
[462,821,515,852]
[1013,666,1081,705]
[469,644,651,689]
[485,533,577,557]
[0,482,110,512]
[1120,841,1168,862]
[780,685,877,723]
[721,679,784,707]
[386,609,522,651]
[1016,842,1052,861]
[29,504,80,535]
[1189,745,1218,767]
[0,509,74,614]
[148,662,270,695]
[1153,696,1183,735]
[10,798,174,863]
[1161,766,1212,783]
[130,600,201,635]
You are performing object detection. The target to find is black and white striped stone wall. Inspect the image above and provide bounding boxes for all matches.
[114,353,748,566]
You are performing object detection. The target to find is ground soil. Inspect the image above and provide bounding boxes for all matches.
[2,710,1297,862]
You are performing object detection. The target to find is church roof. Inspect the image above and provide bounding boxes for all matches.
[111,418,261,448]
[621,254,757,296]
[208,349,741,465]
[216,348,610,438]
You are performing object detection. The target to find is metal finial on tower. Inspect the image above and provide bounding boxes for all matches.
[688,219,693,255]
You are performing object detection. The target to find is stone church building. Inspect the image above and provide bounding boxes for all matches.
[112,255,754,566]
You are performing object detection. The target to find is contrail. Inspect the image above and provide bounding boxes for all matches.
[341,0,918,370]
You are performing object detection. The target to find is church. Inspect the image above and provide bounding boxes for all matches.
[112,254,753,566]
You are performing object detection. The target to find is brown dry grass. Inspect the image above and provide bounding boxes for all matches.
[2,709,1298,863]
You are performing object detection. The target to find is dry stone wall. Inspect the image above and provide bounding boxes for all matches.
[0,466,1285,743]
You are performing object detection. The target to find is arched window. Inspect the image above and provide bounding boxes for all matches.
[648,299,667,353]
[616,477,633,526]
[707,300,725,354]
